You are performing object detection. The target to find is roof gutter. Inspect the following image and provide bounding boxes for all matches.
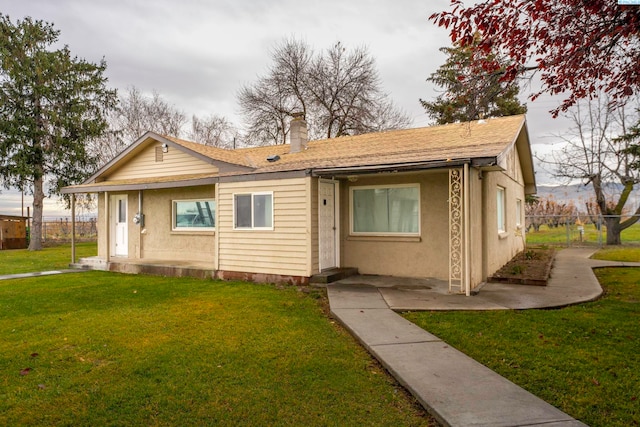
[310,157,498,177]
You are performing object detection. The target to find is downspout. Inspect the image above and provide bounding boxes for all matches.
[464,163,471,296]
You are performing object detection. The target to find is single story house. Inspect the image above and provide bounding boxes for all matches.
[62,114,536,295]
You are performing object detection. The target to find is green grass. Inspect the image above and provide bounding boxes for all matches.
[0,243,97,275]
[591,246,640,262]
[403,267,640,427]
[525,222,640,246]
[0,272,434,426]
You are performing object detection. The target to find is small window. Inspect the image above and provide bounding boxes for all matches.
[173,200,215,231]
[118,199,127,223]
[350,184,420,235]
[234,192,273,230]
[497,186,506,233]
[516,198,522,227]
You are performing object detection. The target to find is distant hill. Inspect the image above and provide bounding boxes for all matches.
[535,183,640,212]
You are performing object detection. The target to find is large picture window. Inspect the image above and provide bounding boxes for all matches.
[173,200,215,231]
[351,184,420,235]
[497,186,506,233]
[234,192,273,229]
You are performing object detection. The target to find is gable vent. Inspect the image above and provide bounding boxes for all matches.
[155,146,163,162]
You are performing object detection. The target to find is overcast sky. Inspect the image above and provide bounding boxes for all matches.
[1,0,571,217]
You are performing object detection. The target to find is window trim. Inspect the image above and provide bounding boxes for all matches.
[172,199,216,231]
[233,191,274,230]
[515,198,522,227]
[349,183,421,237]
[497,186,506,233]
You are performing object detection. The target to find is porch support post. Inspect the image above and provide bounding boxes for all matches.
[448,168,464,294]
[463,163,471,296]
[105,192,109,261]
[71,193,76,265]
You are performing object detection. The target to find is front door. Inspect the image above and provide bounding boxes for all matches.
[318,180,338,270]
[112,195,128,257]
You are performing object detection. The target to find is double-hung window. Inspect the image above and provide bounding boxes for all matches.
[497,186,506,233]
[173,200,215,231]
[234,192,273,229]
[350,184,420,235]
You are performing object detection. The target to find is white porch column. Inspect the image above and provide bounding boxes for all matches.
[71,193,76,264]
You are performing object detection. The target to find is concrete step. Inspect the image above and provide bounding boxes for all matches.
[72,257,108,271]
[108,262,215,279]
[310,267,358,284]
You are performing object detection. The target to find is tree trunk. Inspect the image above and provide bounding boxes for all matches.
[605,216,622,246]
[28,175,44,251]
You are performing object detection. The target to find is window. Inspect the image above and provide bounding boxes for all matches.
[118,198,127,223]
[516,198,522,227]
[497,186,506,233]
[350,184,420,235]
[234,192,273,229]
[173,200,215,231]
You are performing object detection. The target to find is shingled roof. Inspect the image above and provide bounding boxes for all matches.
[63,114,535,194]
[168,114,529,174]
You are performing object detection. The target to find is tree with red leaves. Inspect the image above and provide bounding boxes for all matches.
[430,1,640,116]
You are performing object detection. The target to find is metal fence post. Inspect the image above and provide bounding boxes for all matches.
[597,216,603,247]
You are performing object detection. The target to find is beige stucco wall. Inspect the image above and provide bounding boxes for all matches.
[468,167,485,288]
[483,146,527,277]
[97,194,106,259]
[137,186,216,263]
[340,171,450,279]
[96,187,216,264]
[217,177,312,277]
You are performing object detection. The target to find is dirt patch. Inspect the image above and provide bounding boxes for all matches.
[489,247,556,286]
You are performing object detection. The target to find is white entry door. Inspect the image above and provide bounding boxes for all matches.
[318,181,338,270]
[112,195,128,257]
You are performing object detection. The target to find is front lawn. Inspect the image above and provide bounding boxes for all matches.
[0,242,96,275]
[525,222,640,246]
[403,267,640,427]
[0,272,434,426]
[590,246,640,262]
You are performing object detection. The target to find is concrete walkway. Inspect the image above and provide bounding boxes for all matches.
[328,248,640,427]
[0,269,88,281]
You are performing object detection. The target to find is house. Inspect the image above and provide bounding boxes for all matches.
[62,114,536,295]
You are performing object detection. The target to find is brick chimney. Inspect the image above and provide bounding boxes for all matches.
[289,112,308,153]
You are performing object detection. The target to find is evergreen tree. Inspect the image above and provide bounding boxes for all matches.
[0,15,117,250]
[422,38,526,124]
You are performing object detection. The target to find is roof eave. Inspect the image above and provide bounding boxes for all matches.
[61,176,219,194]
[311,158,478,177]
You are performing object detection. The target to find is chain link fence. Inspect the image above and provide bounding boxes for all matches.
[525,214,640,247]
[39,217,98,243]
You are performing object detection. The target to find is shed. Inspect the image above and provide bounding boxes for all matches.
[0,215,28,250]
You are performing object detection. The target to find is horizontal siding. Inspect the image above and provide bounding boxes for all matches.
[218,178,311,276]
[108,144,218,180]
